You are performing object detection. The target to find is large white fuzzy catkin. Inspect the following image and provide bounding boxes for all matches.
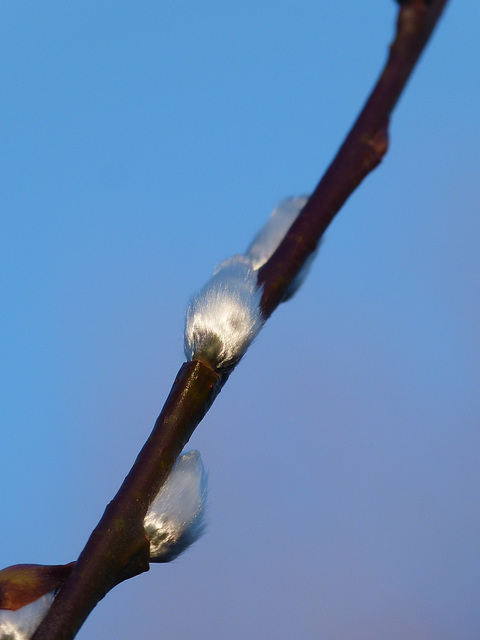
[144,451,208,563]
[246,195,317,300]
[0,592,54,640]
[184,196,315,370]
[184,255,263,371]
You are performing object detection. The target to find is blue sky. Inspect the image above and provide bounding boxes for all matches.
[1,2,479,638]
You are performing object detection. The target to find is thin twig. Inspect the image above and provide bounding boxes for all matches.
[32,1,449,638]
[258,0,450,316]
[33,362,221,640]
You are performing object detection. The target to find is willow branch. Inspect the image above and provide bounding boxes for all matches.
[258,0,449,316]
[32,2,449,638]
[33,362,221,640]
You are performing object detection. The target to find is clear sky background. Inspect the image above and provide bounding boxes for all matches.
[1,2,479,639]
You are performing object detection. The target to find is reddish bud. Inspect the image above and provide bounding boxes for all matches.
[0,563,74,611]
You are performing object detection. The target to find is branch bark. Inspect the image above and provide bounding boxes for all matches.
[32,1,450,638]
[258,0,449,317]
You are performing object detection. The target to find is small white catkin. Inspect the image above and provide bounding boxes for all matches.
[144,451,208,563]
[246,196,309,270]
[184,255,264,371]
[246,195,317,300]
[0,592,54,640]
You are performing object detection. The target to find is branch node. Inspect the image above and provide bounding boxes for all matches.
[369,119,390,163]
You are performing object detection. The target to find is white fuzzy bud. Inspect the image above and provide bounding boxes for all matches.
[0,592,54,640]
[246,195,317,300]
[246,196,308,269]
[145,451,208,563]
[184,255,263,371]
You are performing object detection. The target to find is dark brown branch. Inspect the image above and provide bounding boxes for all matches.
[32,2,449,638]
[33,362,221,640]
[258,0,449,316]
